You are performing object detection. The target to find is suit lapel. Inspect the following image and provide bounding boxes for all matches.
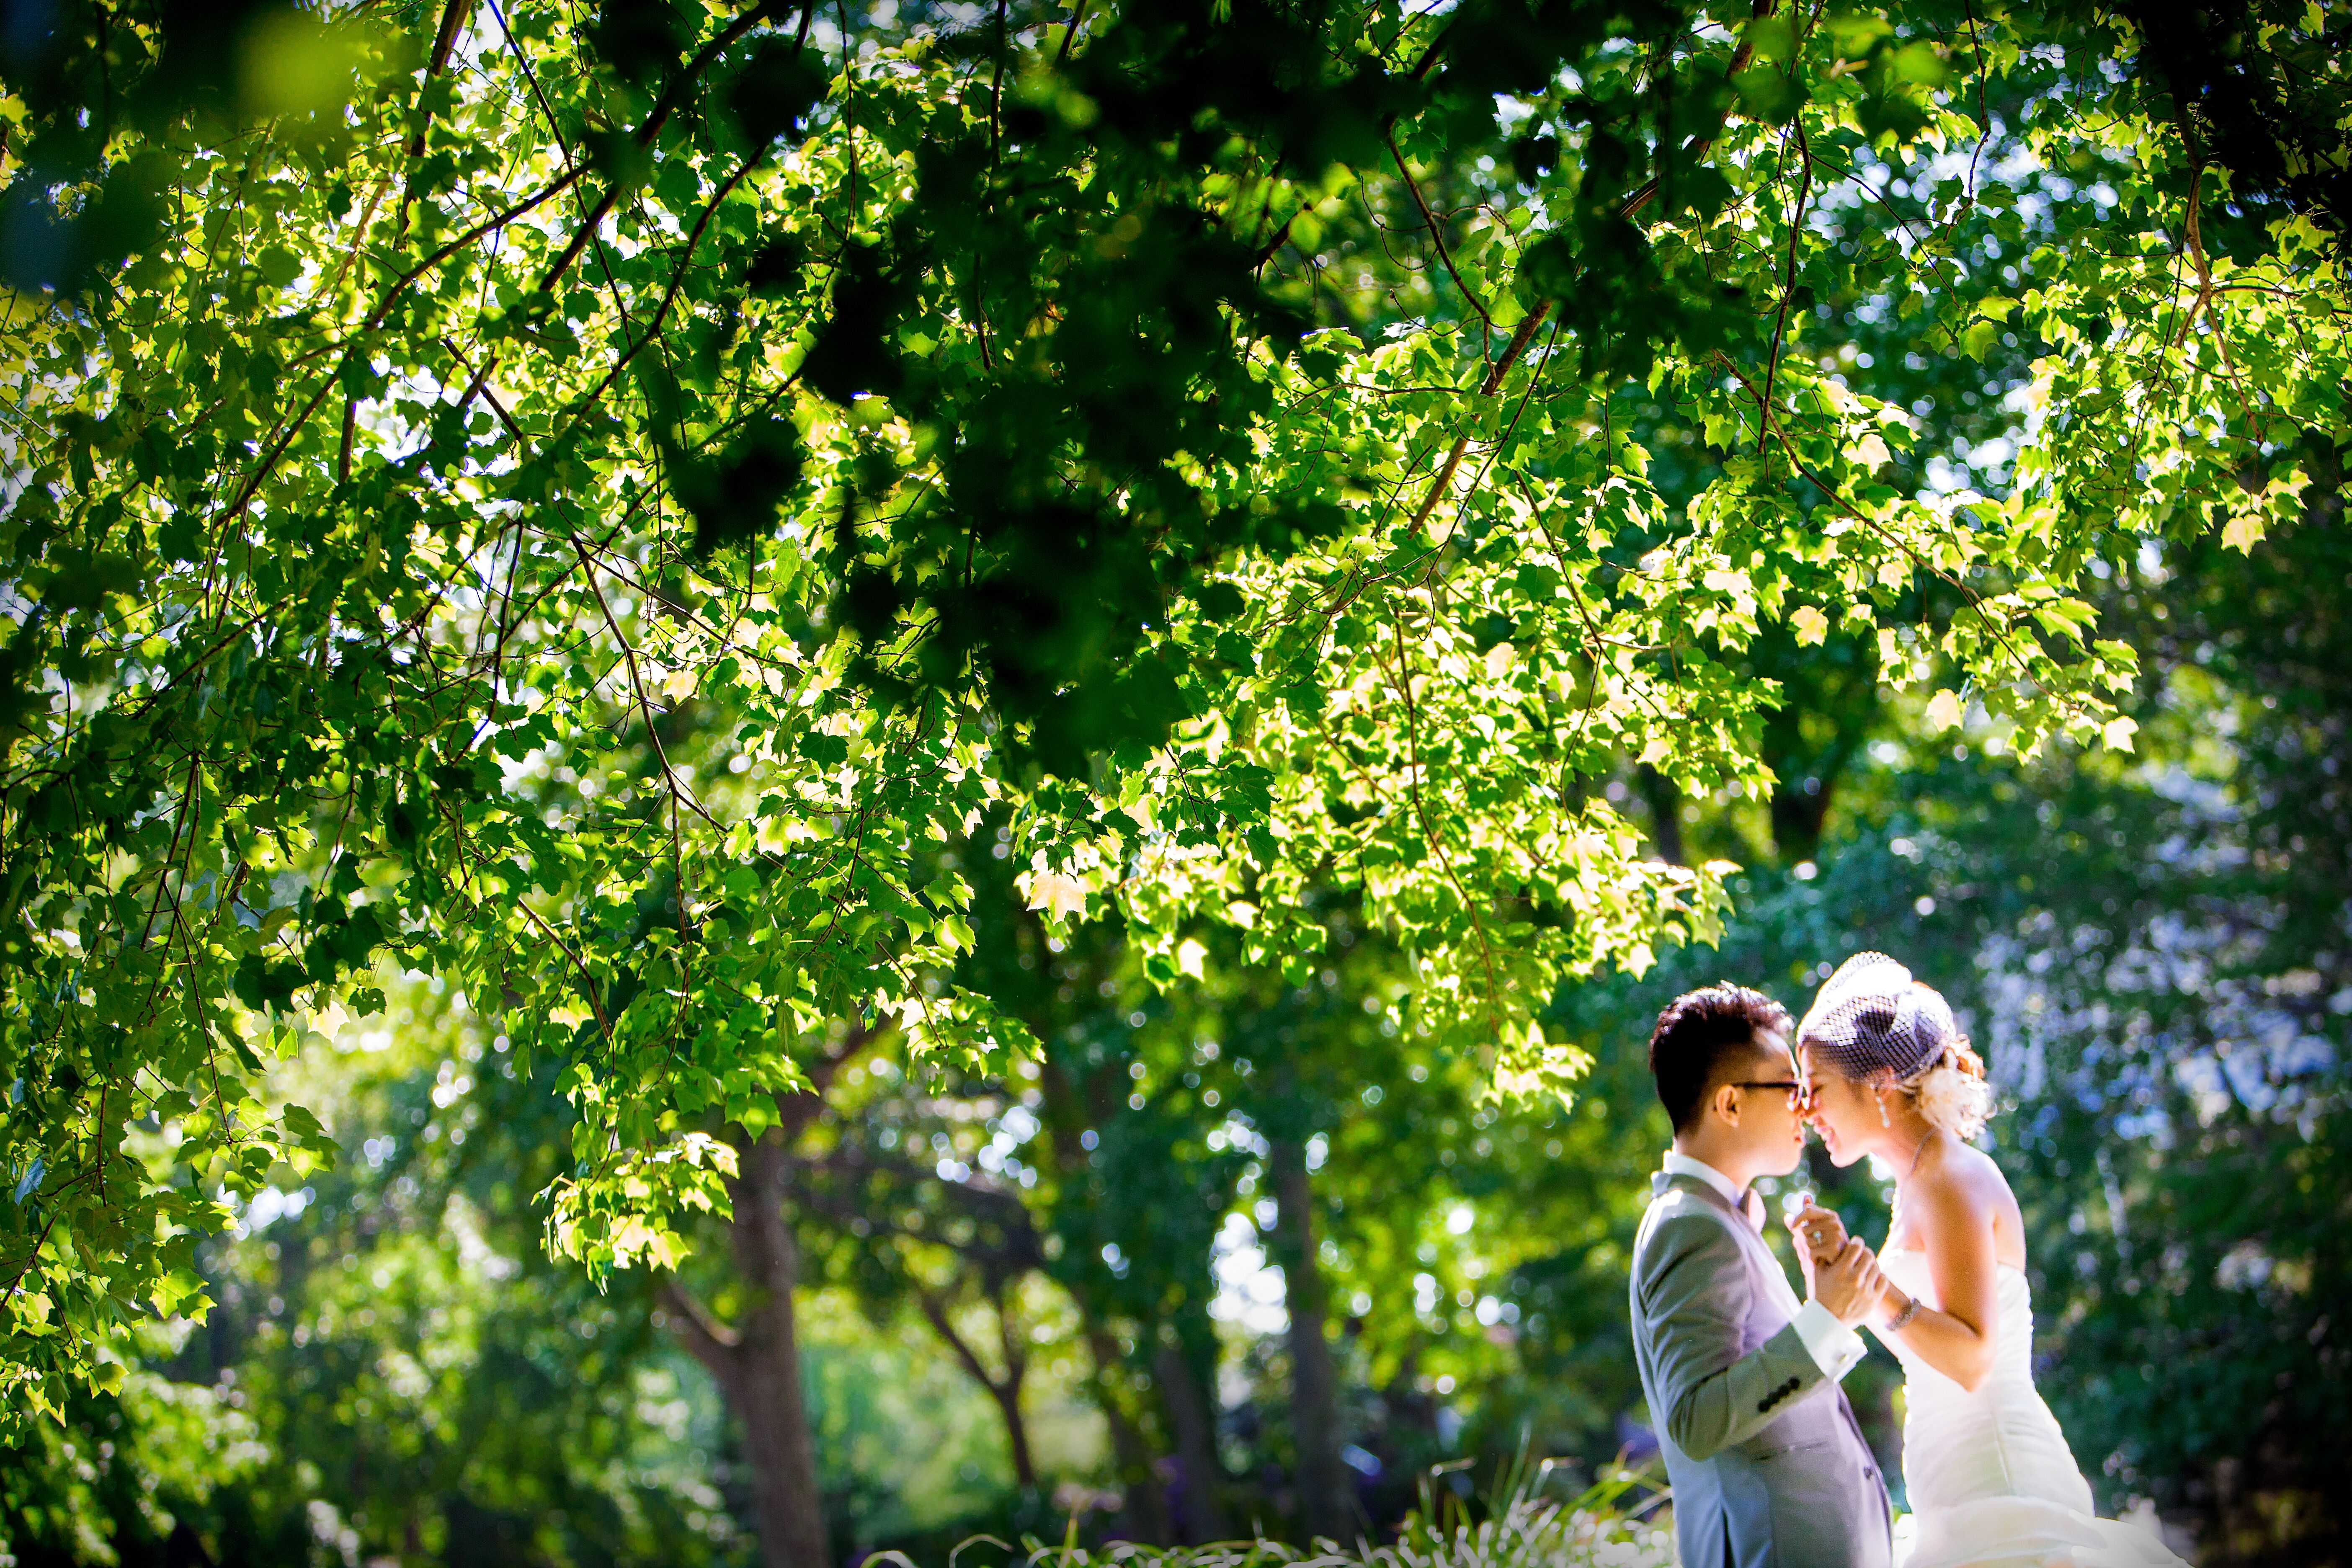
[1660,1172,1805,1316]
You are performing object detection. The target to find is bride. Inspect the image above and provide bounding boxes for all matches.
[1787,952,2187,1568]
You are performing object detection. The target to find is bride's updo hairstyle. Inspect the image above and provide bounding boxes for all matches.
[1798,952,1993,1140]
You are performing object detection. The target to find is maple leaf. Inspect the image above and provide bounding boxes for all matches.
[1024,871,1090,921]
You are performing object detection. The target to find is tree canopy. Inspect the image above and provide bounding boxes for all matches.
[2,0,2346,1447]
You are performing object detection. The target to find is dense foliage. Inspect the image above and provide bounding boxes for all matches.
[2,0,2348,1562]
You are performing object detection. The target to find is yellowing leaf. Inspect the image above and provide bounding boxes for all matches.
[1925,689,1965,732]
[2221,511,2267,553]
[1024,870,1090,921]
[2102,716,2139,752]
[1792,605,1830,646]
[1176,937,1208,980]
[1849,433,1892,469]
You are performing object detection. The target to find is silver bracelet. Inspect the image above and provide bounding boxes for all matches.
[1884,1293,1923,1332]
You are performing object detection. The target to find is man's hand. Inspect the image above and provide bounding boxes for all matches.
[1811,1237,1890,1328]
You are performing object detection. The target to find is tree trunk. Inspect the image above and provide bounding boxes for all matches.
[660,1026,886,1568]
[994,1291,1039,1493]
[1153,1339,1230,1542]
[667,1132,830,1568]
[992,1380,1040,1491]
[1269,1137,1351,1542]
[1088,1329,1171,1542]
[731,1135,830,1568]
[1634,764,1686,866]
[1769,775,1833,865]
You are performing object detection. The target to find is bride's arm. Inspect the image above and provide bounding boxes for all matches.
[1875,1168,2001,1391]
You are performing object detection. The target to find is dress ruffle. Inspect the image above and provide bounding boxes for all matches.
[1900,1495,2188,1568]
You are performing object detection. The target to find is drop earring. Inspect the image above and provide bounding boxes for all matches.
[1877,1091,1892,1128]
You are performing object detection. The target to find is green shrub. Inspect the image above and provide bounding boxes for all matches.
[961,1460,1676,1568]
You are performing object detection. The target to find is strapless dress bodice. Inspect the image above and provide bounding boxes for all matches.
[1879,1249,2187,1568]
[1879,1248,2092,1517]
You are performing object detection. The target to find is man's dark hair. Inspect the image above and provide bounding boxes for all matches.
[1648,984,1795,1132]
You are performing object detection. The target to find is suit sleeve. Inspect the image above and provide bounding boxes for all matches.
[1635,1210,1831,1461]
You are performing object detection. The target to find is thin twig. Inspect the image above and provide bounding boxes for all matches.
[565,155,763,423]
[538,3,776,289]
[1758,116,1815,464]
[573,539,716,944]
[1386,130,1493,332]
[1384,605,1504,1029]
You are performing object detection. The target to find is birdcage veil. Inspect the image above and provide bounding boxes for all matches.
[1795,951,1959,1083]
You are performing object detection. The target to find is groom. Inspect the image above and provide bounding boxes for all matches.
[1629,983,1894,1568]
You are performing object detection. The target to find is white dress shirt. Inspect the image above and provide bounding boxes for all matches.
[1661,1149,1867,1381]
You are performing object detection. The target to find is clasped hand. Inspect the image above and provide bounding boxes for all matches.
[1789,1203,1889,1328]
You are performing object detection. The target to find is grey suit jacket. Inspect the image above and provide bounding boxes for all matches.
[1629,1171,1892,1568]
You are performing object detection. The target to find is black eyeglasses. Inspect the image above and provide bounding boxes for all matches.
[1730,1080,1816,1111]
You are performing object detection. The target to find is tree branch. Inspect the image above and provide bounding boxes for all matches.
[538,3,777,290]
[1617,0,1776,222]
[913,1281,1013,1396]
[661,1279,742,1380]
[566,152,763,420]
[1406,300,1553,533]
[1759,116,1814,463]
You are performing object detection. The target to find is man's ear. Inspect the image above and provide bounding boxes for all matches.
[1711,1081,1741,1127]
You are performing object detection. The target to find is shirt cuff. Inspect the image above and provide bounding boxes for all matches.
[1792,1300,1867,1380]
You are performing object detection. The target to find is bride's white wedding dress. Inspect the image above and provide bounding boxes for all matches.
[1880,1248,2188,1568]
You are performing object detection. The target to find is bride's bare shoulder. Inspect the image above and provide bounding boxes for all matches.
[1911,1135,2013,1212]
[1907,1136,2029,1267]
